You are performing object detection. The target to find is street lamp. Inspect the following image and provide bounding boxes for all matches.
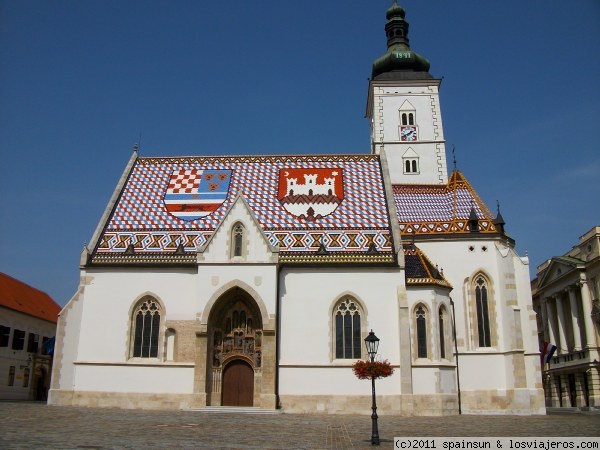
[364,330,380,446]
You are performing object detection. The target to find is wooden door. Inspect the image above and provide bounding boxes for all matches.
[222,360,254,406]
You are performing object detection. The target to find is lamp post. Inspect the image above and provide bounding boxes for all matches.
[364,330,380,446]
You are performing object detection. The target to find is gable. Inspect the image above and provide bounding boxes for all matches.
[199,194,277,263]
[393,170,498,235]
[537,256,583,289]
[90,154,395,265]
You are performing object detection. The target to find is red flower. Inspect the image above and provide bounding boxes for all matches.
[352,359,394,380]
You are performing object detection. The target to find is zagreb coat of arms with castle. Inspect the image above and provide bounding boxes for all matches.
[277,168,344,221]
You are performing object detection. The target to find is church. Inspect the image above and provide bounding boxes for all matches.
[48,3,544,415]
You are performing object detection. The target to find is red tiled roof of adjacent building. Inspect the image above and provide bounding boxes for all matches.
[0,273,61,323]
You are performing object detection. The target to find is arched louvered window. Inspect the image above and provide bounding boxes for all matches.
[334,297,362,359]
[132,297,161,358]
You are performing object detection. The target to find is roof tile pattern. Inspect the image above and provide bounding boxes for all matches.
[403,244,451,287]
[393,170,497,235]
[93,155,394,263]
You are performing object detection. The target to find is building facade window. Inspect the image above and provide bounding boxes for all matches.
[131,297,162,358]
[8,366,15,386]
[0,325,10,347]
[27,333,39,353]
[475,275,492,347]
[22,368,30,387]
[334,297,362,359]
[415,304,428,358]
[11,329,25,351]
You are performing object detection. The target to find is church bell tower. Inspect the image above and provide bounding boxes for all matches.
[366,2,448,185]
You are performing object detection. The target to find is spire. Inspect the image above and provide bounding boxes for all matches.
[493,200,506,234]
[371,2,431,80]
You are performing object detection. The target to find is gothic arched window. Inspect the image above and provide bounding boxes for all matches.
[415,304,428,358]
[131,297,161,358]
[475,276,491,347]
[232,223,244,257]
[334,297,362,359]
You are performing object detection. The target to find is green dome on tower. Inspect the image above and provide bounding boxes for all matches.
[372,1,431,80]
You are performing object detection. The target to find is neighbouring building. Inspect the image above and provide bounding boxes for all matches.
[0,273,60,401]
[532,226,600,410]
[48,3,544,415]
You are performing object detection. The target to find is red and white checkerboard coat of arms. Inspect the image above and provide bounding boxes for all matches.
[277,168,344,221]
[164,169,232,220]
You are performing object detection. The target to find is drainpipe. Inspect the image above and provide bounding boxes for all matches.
[275,264,282,409]
[450,298,462,414]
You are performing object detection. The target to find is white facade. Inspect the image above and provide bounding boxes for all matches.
[49,3,544,415]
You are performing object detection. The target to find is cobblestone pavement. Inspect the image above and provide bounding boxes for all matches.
[0,402,598,449]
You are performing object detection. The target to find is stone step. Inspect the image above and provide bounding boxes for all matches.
[184,406,282,414]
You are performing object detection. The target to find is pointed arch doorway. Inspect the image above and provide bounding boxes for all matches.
[222,359,254,406]
[207,287,263,407]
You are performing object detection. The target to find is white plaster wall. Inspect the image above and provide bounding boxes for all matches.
[52,285,84,391]
[278,267,404,396]
[279,367,400,396]
[75,268,198,363]
[73,364,194,393]
[279,267,404,366]
[459,353,507,389]
[197,264,278,322]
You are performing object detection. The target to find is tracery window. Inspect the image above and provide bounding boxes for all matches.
[131,297,161,358]
[231,222,245,258]
[415,305,428,358]
[212,302,262,369]
[334,297,362,359]
[475,276,491,347]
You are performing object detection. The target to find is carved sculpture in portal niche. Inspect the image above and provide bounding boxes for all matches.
[254,350,262,367]
[213,330,222,347]
[234,331,243,349]
[223,337,233,354]
[213,350,221,367]
[255,331,262,348]
[244,338,254,355]
[213,304,262,367]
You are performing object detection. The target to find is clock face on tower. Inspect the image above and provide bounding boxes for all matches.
[400,125,417,141]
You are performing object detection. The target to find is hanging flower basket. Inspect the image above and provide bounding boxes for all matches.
[352,359,394,380]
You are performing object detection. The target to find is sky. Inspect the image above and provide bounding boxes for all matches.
[1,1,599,307]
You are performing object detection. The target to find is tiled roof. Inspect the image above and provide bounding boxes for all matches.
[91,154,395,264]
[0,273,61,323]
[393,170,498,236]
[403,244,451,288]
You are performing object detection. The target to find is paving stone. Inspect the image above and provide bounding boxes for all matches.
[0,402,598,449]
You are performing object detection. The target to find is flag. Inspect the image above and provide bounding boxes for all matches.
[540,341,557,365]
